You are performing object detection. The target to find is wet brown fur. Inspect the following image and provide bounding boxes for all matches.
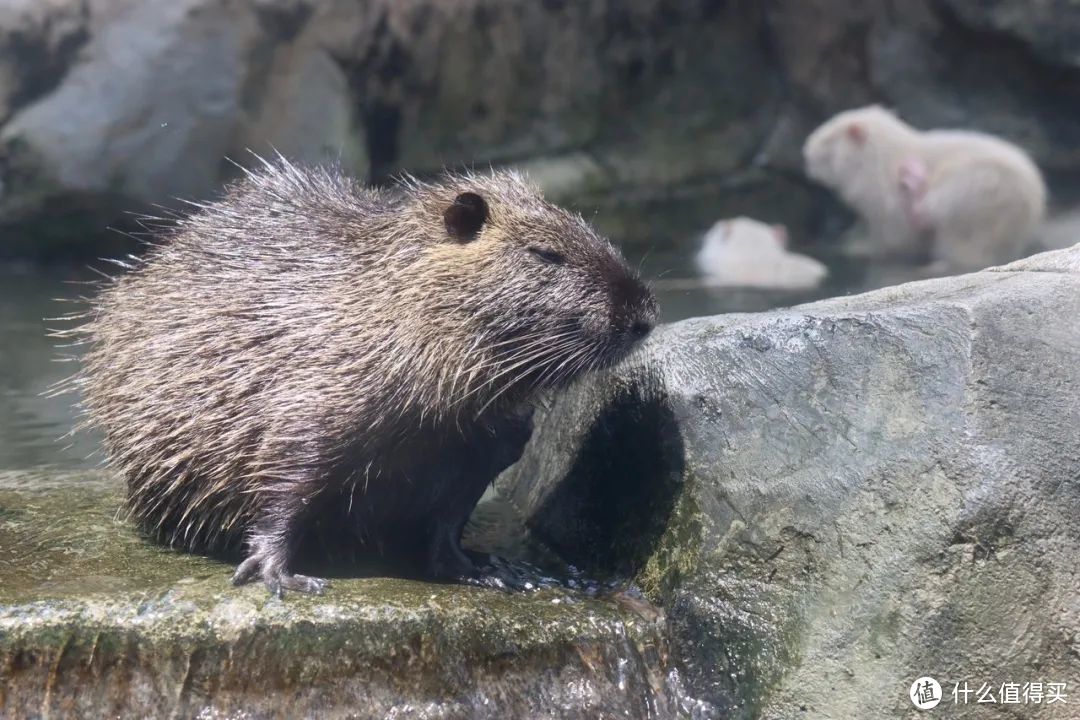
[58,157,657,594]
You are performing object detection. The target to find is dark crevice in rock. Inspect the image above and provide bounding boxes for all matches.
[528,384,684,578]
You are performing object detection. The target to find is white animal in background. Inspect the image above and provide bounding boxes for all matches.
[695,217,828,290]
[803,105,1047,272]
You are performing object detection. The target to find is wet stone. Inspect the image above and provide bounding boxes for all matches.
[0,469,674,719]
[499,244,1080,719]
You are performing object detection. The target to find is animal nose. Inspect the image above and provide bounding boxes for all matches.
[613,274,659,339]
[630,317,654,339]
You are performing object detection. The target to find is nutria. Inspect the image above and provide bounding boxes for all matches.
[803,105,1046,272]
[695,217,828,290]
[68,157,658,596]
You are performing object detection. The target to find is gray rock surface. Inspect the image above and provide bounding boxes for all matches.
[2,0,1080,258]
[498,243,1080,718]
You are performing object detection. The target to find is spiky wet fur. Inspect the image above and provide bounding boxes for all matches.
[59,157,657,594]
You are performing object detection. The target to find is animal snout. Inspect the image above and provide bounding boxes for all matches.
[629,297,659,338]
[612,274,659,340]
[629,316,654,339]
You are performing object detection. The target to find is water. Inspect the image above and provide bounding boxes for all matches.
[0,266,100,471]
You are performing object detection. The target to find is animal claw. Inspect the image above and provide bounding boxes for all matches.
[280,573,330,595]
[230,553,328,597]
[231,555,262,586]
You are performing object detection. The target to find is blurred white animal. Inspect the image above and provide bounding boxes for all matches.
[695,217,828,290]
[803,105,1046,272]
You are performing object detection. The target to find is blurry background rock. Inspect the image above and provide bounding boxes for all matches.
[2,0,1080,263]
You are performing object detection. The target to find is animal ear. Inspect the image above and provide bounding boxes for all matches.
[443,192,488,241]
[846,122,867,145]
[772,224,789,247]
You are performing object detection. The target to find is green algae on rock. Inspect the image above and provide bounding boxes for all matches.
[0,469,674,718]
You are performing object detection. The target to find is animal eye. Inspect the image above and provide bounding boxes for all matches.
[527,245,566,265]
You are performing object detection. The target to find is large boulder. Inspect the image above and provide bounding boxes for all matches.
[498,244,1080,718]
[2,0,1080,259]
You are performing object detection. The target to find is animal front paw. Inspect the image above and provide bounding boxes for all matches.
[231,551,329,598]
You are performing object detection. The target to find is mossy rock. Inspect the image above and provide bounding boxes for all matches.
[0,469,673,719]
